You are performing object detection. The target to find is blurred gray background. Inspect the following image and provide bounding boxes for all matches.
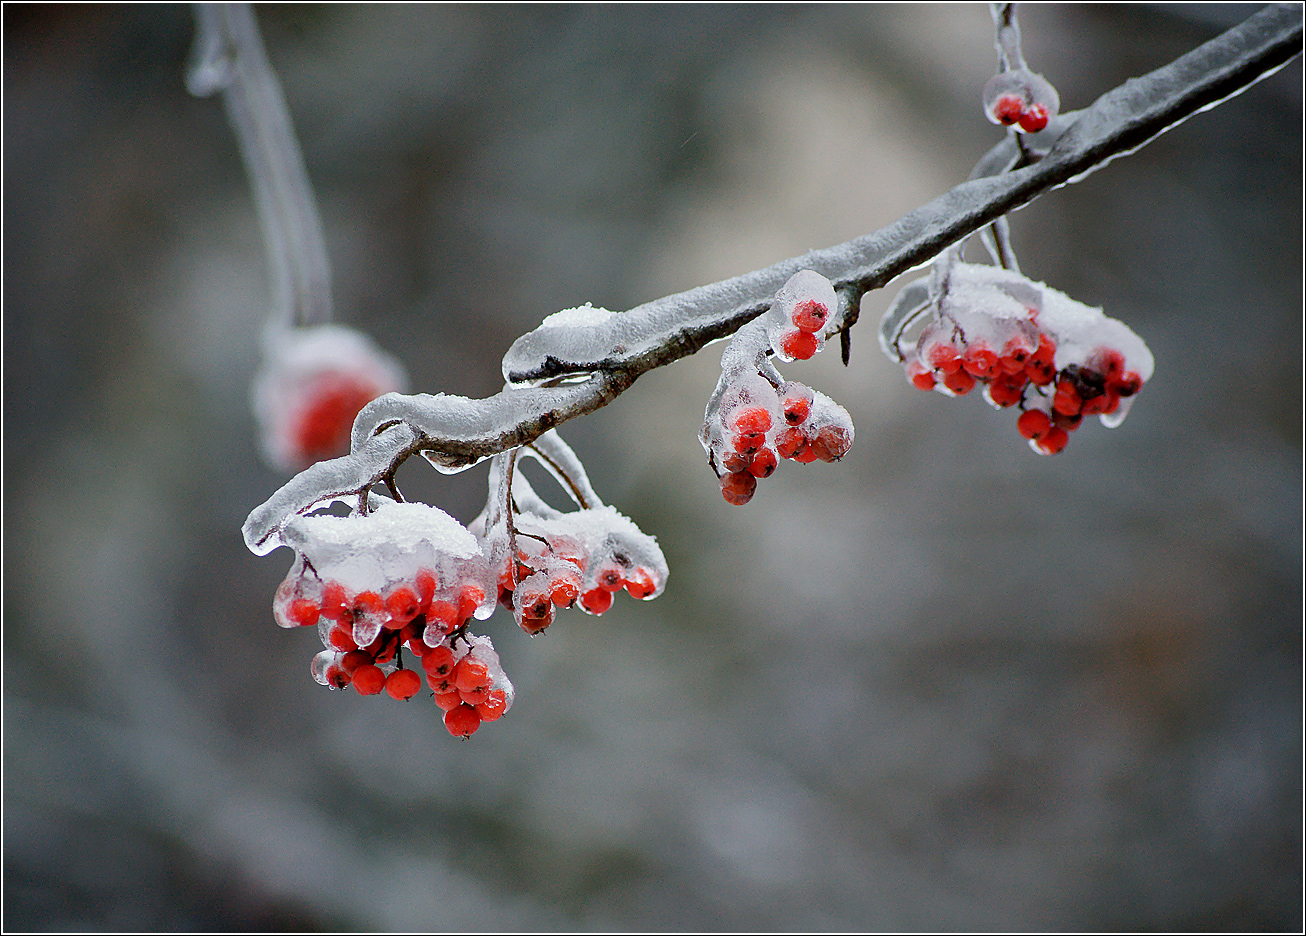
[4,3,1301,930]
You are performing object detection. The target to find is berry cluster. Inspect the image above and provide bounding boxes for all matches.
[252,325,407,472]
[701,270,854,505]
[982,68,1060,133]
[276,501,518,737]
[887,263,1152,455]
[478,459,668,633]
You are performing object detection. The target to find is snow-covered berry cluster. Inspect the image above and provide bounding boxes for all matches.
[252,325,407,472]
[884,262,1153,455]
[702,270,854,504]
[476,444,667,630]
[982,68,1059,133]
[273,500,516,737]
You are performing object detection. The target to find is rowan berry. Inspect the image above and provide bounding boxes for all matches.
[749,446,778,478]
[426,599,459,635]
[775,427,806,459]
[907,363,936,391]
[1052,379,1082,416]
[444,703,482,738]
[993,94,1024,125]
[340,649,373,675]
[942,369,976,396]
[1016,409,1052,440]
[286,598,319,627]
[1026,335,1057,385]
[731,406,772,436]
[720,470,757,505]
[625,568,657,600]
[327,625,358,652]
[962,347,998,379]
[319,582,349,620]
[792,443,818,464]
[791,298,829,333]
[352,664,386,696]
[385,668,422,701]
[324,663,351,690]
[421,645,456,678]
[432,689,463,711]
[809,426,852,462]
[1034,425,1070,455]
[550,575,580,607]
[415,569,437,609]
[721,450,751,473]
[986,372,1026,408]
[1018,103,1049,133]
[781,330,819,361]
[458,584,485,620]
[927,343,963,374]
[781,385,813,424]
[595,564,625,592]
[475,689,509,722]
[453,657,490,694]
[352,591,383,616]
[580,587,614,615]
[385,586,421,626]
[293,375,380,467]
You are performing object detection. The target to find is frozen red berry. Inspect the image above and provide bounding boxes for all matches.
[444,703,482,738]
[384,668,422,701]
[1018,103,1049,133]
[453,657,489,695]
[1016,409,1052,440]
[781,330,819,360]
[809,426,852,462]
[791,298,829,333]
[580,587,614,615]
[748,446,778,478]
[942,369,976,396]
[352,664,386,696]
[1034,425,1070,455]
[475,689,508,722]
[993,94,1024,125]
[720,471,757,505]
[385,586,421,625]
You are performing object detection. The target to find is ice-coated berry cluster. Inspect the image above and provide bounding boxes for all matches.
[982,68,1059,133]
[885,263,1152,455]
[274,500,516,737]
[701,270,854,505]
[476,446,668,632]
[252,325,407,472]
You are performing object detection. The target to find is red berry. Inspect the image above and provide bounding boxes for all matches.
[475,689,509,722]
[327,625,358,652]
[414,569,437,609]
[1053,379,1082,416]
[595,565,625,592]
[748,446,778,478]
[809,426,852,462]
[550,575,580,607]
[1034,425,1070,455]
[720,470,757,505]
[942,369,976,396]
[731,406,772,436]
[292,374,379,467]
[519,608,553,636]
[352,591,383,616]
[288,598,320,627]
[1016,409,1052,440]
[721,450,751,473]
[457,585,485,622]
[384,668,422,701]
[625,569,657,600]
[444,703,482,738]
[352,664,386,696]
[927,343,962,373]
[324,664,351,690]
[791,298,828,333]
[908,365,936,391]
[1025,334,1057,385]
[580,587,614,615]
[432,689,463,711]
[986,372,1026,408]
[961,347,998,378]
[1114,372,1142,397]
[994,94,1024,125]
[780,330,819,360]
[792,443,818,464]
[422,645,456,678]
[319,582,348,620]
[775,427,806,458]
[1018,103,1049,133]
[782,390,812,425]
[453,657,489,694]
[385,586,421,625]
[426,599,459,634]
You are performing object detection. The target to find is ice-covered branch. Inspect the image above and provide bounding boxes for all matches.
[247,3,1301,549]
[188,3,332,329]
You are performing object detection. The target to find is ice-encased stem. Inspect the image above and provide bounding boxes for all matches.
[187,3,332,330]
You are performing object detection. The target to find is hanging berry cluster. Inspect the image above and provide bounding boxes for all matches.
[981,2,1060,134]
[701,270,854,506]
[882,261,1152,455]
[266,430,667,739]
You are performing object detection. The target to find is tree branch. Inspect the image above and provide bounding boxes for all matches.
[244,3,1302,555]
